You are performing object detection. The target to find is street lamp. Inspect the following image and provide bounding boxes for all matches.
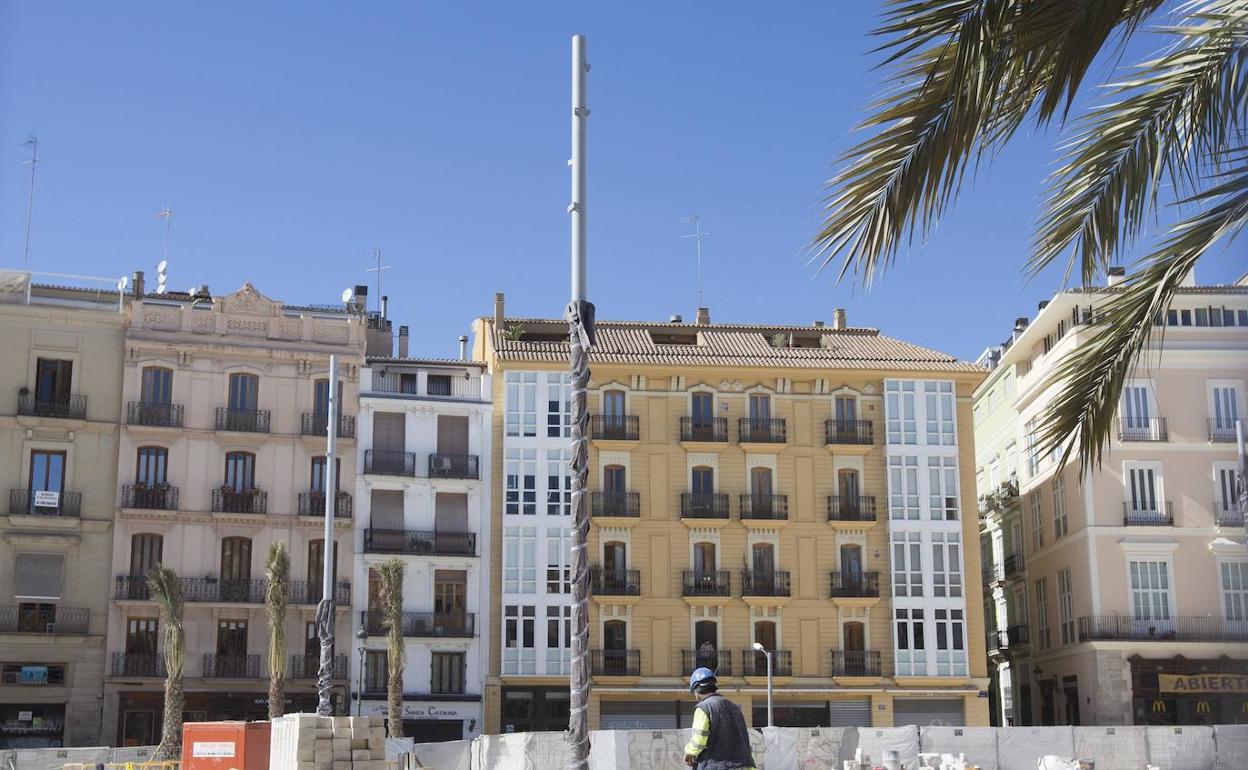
[752,642,773,727]
[355,627,368,716]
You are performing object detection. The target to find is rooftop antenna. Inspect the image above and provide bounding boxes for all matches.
[364,249,390,313]
[156,207,173,264]
[20,136,39,268]
[680,213,709,308]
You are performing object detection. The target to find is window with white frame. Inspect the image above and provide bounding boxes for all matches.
[888,456,920,520]
[1035,577,1051,651]
[1129,560,1172,622]
[885,381,918,444]
[1215,463,1241,518]
[503,526,537,594]
[1125,462,1163,516]
[545,526,571,594]
[1005,445,1018,479]
[1057,568,1074,644]
[503,604,536,674]
[1025,418,1040,476]
[1209,383,1241,437]
[1120,383,1154,435]
[931,533,963,598]
[924,381,956,445]
[1221,561,1248,623]
[546,605,572,674]
[546,449,571,516]
[894,608,927,676]
[505,372,538,437]
[933,608,967,676]
[1030,491,1044,551]
[990,460,1000,489]
[1052,475,1068,539]
[927,456,959,520]
[546,373,571,438]
[891,531,923,597]
[505,448,537,515]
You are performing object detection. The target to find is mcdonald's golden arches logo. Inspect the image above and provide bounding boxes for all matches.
[1196,701,1212,714]
[1152,699,1167,713]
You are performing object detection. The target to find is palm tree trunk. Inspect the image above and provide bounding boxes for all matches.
[265,543,290,719]
[148,566,184,762]
[377,558,406,738]
[161,673,184,759]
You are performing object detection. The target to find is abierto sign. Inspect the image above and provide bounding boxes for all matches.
[1158,673,1248,694]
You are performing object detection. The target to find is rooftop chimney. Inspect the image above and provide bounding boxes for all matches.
[695,307,710,325]
[494,292,505,327]
[669,314,683,323]
[1038,300,1050,311]
[397,325,409,358]
[354,284,368,312]
[1107,266,1126,287]
[458,335,468,360]
[1012,316,1029,343]
[833,308,847,330]
[381,295,389,320]
[132,270,145,297]
[813,320,825,328]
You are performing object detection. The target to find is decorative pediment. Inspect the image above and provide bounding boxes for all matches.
[219,283,281,317]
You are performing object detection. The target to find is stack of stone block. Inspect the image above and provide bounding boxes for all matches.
[270,714,390,770]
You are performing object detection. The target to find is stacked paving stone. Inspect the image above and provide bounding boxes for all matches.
[270,714,390,770]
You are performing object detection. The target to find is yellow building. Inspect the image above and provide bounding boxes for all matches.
[474,296,990,732]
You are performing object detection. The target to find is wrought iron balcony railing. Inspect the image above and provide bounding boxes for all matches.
[739,494,788,520]
[215,407,270,433]
[681,492,729,519]
[1078,615,1248,643]
[1216,506,1245,528]
[1001,552,1026,579]
[110,652,165,677]
[680,417,727,443]
[829,571,880,597]
[741,570,791,597]
[364,449,417,477]
[359,611,475,638]
[301,413,356,438]
[429,453,479,479]
[591,649,640,676]
[591,491,639,517]
[742,649,792,677]
[121,483,179,511]
[825,419,873,445]
[1123,501,1174,526]
[211,487,266,514]
[288,579,351,606]
[298,491,353,518]
[738,418,786,443]
[363,528,477,556]
[826,495,877,522]
[18,392,87,420]
[127,401,183,428]
[1210,418,1246,442]
[289,654,348,679]
[0,605,89,634]
[682,570,730,597]
[590,567,641,596]
[591,414,639,441]
[9,489,81,517]
[202,653,262,678]
[1118,417,1167,442]
[831,650,881,677]
[682,649,732,676]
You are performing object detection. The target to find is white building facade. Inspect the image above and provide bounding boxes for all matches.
[352,357,492,742]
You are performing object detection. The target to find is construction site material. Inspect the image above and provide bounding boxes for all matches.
[182,721,271,770]
[269,714,387,770]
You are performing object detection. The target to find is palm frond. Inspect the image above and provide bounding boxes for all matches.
[265,542,290,718]
[147,565,185,676]
[1032,0,1248,285]
[1037,153,1248,471]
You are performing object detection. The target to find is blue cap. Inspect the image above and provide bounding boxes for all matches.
[689,667,716,692]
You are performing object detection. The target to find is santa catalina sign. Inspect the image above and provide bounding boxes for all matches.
[1158,673,1248,694]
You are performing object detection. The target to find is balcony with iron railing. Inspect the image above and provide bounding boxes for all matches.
[680,417,728,443]
[831,650,881,677]
[364,449,417,477]
[1216,503,1245,528]
[127,401,184,428]
[742,649,792,677]
[741,570,791,597]
[202,653,262,678]
[289,654,348,680]
[1123,501,1174,526]
[739,494,788,521]
[301,413,356,439]
[682,570,730,597]
[363,529,477,556]
[0,605,89,634]
[1118,417,1167,442]
[10,489,81,517]
[829,571,880,598]
[1210,418,1246,442]
[297,491,353,518]
[824,419,873,445]
[590,567,641,597]
[1078,615,1248,643]
[1001,624,1030,649]
[826,496,877,523]
[359,611,476,638]
[999,552,1026,580]
[738,418,786,444]
[591,649,641,677]
[682,649,732,676]
[114,574,348,605]
[215,407,271,433]
[121,483,179,511]
[211,487,267,514]
[288,579,351,606]
[18,392,87,421]
[591,414,639,441]
[428,453,479,479]
[591,491,639,518]
[681,492,729,519]
[369,370,483,400]
[110,652,166,677]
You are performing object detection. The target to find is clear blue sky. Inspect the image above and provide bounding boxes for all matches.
[1,2,1241,361]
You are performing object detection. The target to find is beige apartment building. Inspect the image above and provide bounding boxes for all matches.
[101,280,367,745]
[0,271,127,748]
[474,295,991,733]
[972,270,1248,727]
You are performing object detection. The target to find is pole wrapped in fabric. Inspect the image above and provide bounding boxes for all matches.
[317,355,339,716]
[565,298,595,769]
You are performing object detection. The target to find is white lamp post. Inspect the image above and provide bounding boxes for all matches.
[752,641,773,727]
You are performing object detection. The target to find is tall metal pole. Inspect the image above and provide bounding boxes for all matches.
[766,651,774,727]
[21,136,39,268]
[681,214,709,309]
[565,33,594,770]
[316,354,340,715]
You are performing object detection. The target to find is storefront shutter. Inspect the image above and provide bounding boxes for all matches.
[892,698,965,727]
[829,698,872,726]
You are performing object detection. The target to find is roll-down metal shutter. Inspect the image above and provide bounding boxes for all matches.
[829,698,872,726]
[892,698,965,727]
[598,701,681,730]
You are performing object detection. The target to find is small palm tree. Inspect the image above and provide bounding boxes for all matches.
[148,566,184,761]
[376,558,406,738]
[814,0,1248,469]
[264,542,290,719]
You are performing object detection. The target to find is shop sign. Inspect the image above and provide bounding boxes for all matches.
[192,742,236,758]
[18,711,32,721]
[19,666,48,684]
[33,490,60,508]
[1158,673,1248,694]
[361,701,478,720]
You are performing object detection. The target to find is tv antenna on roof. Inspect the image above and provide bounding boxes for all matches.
[681,214,709,308]
[20,136,39,268]
[364,249,390,313]
[156,207,173,264]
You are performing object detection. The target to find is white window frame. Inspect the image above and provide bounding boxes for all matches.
[1057,568,1074,645]
[1219,560,1248,627]
[505,372,538,437]
[505,448,537,516]
[503,525,537,594]
[1035,577,1051,651]
[933,607,968,676]
[546,373,571,438]
[546,448,571,516]
[1127,559,1174,625]
[923,381,956,446]
[893,607,927,676]
[927,456,959,521]
[545,605,572,674]
[930,532,963,598]
[1214,462,1241,519]
[503,604,536,675]
[1029,490,1044,551]
[891,531,924,597]
[885,380,918,445]
[545,526,571,594]
[888,456,920,520]
[1052,474,1068,539]
[1123,461,1165,517]
[1206,379,1244,434]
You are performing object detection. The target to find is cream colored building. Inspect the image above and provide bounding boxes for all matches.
[101,281,366,745]
[972,271,1248,726]
[474,295,991,733]
[0,271,127,747]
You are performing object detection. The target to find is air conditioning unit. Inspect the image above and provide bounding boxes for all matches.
[432,456,452,471]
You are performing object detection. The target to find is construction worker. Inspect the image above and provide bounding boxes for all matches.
[682,667,756,769]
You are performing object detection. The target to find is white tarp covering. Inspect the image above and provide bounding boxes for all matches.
[1213,724,1248,770]
[386,738,415,760]
[920,726,999,770]
[1071,726,1148,770]
[407,738,470,770]
[853,726,920,770]
[474,732,570,770]
[996,727,1073,770]
[1146,725,1216,770]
